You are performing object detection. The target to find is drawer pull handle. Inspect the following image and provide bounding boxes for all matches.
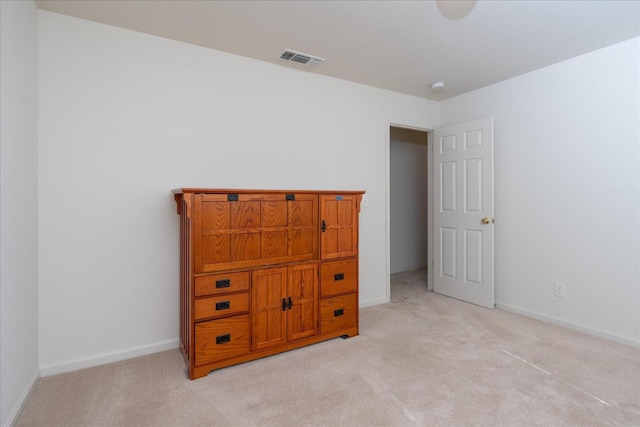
[334,308,344,317]
[216,279,230,289]
[215,301,230,311]
[216,334,231,344]
[282,298,287,312]
[287,296,293,310]
[334,273,344,281]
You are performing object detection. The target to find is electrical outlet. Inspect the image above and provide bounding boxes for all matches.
[361,194,368,207]
[554,282,566,297]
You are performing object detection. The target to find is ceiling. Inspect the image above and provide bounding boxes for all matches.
[35,0,640,101]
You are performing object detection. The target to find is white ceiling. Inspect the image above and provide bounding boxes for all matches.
[35,0,640,100]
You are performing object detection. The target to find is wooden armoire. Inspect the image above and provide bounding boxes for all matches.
[172,189,364,379]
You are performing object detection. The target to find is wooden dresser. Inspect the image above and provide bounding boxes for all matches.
[172,189,364,379]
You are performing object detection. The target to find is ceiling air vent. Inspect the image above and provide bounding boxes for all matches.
[279,49,325,68]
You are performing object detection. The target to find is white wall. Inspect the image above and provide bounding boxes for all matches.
[390,129,428,273]
[38,11,440,373]
[441,38,640,346]
[0,1,40,425]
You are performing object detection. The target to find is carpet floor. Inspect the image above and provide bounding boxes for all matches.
[16,270,640,426]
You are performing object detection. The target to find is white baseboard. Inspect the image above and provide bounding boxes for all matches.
[360,296,390,308]
[495,301,640,349]
[4,367,40,427]
[39,339,180,377]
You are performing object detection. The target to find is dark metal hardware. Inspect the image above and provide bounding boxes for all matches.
[215,301,230,311]
[321,220,326,232]
[286,194,295,201]
[215,279,230,289]
[216,334,231,344]
[287,297,293,310]
[282,298,287,311]
[334,273,344,281]
[227,194,239,201]
[334,308,344,317]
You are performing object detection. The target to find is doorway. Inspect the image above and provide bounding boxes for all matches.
[389,126,430,293]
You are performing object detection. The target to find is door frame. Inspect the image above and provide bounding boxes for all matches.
[385,118,435,301]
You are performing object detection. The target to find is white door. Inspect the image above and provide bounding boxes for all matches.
[433,118,494,308]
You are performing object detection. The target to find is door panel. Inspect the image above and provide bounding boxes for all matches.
[441,161,457,212]
[261,230,288,258]
[231,201,260,228]
[464,229,482,285]
[261,201,288,227]
[287,263,318,341]
[440,227,457,280]
[252,267,287,350]
[434,118,494,308]
[465,158,483,213]
[320,195,359,259]
[231,232,260,261]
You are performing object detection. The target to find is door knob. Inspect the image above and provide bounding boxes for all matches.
[481,217,492,224]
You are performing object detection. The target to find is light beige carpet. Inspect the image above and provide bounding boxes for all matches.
[16,270,640,426]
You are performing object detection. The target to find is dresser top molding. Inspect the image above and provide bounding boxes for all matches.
[172,189,365,215]
[172,188,365,195]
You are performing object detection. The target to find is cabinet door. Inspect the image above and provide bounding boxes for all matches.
[194,193,262,273]
[195,193,318,273]
[287,263,318,341]
[320,194,359,259]
[252,267,287,350]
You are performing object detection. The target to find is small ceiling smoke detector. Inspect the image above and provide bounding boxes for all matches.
[431,82,446,92]
[279,49,325,68]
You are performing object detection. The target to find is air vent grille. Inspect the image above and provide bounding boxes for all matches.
[279,49,325,68]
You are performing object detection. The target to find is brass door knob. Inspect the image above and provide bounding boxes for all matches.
[481,217,491,224]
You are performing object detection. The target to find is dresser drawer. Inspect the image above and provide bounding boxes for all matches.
[320,293,357,334]
[195,271,250,297]
[195,315,250,366]
[194,292,249,321]
[320,258,357,297]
